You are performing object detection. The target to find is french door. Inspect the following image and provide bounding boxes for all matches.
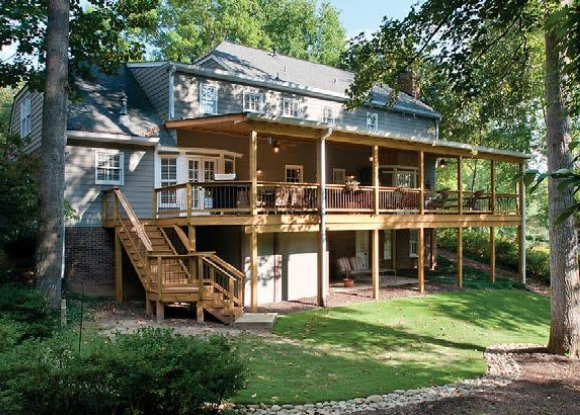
[188,157,217,211]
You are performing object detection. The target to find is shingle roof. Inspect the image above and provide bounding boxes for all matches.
[67,66,174,146]
[197,41,439,118]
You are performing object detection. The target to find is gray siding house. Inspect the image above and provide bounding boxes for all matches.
[10,42,526,319]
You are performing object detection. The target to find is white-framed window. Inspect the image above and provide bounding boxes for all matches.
[332,168,346,184]
[285,164,304,183]
[20,96,32,137]
[243,91,264,113]
[409,230,418,258]
[224,158,235,174]
[199,83,218,114]
[95,151,124,185]
[282,98,302,118]
[366,112,379,131]
[383,230,392,260]
[322,105,335,125]
[160,157,178,206]
[381,165,418,188]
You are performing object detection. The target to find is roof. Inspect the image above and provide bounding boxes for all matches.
[166,113,530,162]
[67,66,174,146]
[193,41,439,119]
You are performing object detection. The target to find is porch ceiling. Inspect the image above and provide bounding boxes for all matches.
[165,113,530,163]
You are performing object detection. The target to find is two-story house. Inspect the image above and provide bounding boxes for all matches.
[10,42,527,323]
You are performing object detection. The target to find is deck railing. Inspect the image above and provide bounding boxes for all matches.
[150,182,520,218]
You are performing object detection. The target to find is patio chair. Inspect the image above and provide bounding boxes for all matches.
[337,257,354,278]
[465,190,485,210]
[426,190,450,210]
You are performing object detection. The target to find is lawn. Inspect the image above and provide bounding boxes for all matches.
[234,289,550,405]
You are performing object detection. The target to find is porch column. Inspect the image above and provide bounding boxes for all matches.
[372,145,379,215]
[490,160,496,214]
[419,151,425,214]
[115,230,123,303]
[250,232,258,312]
[430,228,436,271]
[392,229,397,270]
[418,227,425,293]
[457,227,463,287]
[317,130,330,307]
[490,226,496,283]
[518,162,526,284]
[371,229,380,299]
[187,225,196,251]
[457,156,463,214]
[250,130,258,216]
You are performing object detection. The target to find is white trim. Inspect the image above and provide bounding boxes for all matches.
[199,83,219,115]
[243,91,264,113]
[157,146,243,158]
[95,150,124,185]
[282,97,302,118]
[194,55,233,71]
[168,65,176,119]
[67,130,159,146]
[126,61,170,69]
[322,105,335,125]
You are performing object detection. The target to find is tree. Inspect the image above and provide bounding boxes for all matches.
[0,87,16,136]
[2,0,159,308]
[345,0,580,357]
[139,0,347,66]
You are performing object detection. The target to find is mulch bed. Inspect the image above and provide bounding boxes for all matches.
[357,351,580,415]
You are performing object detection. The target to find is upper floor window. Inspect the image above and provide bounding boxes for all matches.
[285,165,303,183]
[243,91,264,113]
[366,112,379,131]
[282,98,301,118]
[322,105,335,125]
[95,151,124,185]
[20,96,32,137]
[332,168,345,184]
[199,83,218,114]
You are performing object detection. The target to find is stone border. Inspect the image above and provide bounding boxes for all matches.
[235,344,540,415]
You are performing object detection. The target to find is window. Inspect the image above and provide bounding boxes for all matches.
[383,230,392,260]
[409,230,418,258]
[322,105,335,125]
[282,98,301,118]
[381,166,418,188]
[332,168,346,184]
[199,83,218,114]
[366,112,379,131]
[285,165,303,183]
[20,96,32,137]
[243,92,264,113]
[95,151,124,185]
[160,157,177,206]
[224,159,235,174]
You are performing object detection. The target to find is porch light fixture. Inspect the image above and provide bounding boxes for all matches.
[257,168,262,175]
[369,156,374,162]
[272,141,281,153]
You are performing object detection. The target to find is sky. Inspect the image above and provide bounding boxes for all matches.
[328,0,420,38]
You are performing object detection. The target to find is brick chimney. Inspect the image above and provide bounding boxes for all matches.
[396,71,422,100]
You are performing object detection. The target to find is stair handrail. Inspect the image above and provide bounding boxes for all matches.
[107,188,153,252]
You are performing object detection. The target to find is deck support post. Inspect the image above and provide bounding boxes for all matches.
[371,229,380,299]
[187,225,196,251]
[392,230,397,271]
[317,129,330,307]
[250,130,258,216]
[490,226,496,283]
[114,230,123,303]
[518,162,526,285]
[418,227,425,293]
[372,145,379,215]
[419,151,425,214]
[430,228,436,271]
[457,227,463,288]
[250,232,258,312]
[145,294,153,316]
[197,257,204,322]
[156,301,165,323]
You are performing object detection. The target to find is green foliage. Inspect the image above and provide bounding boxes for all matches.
[0,328,248,415]
[0,87,16,137]
[438,229,550,284]
[138,0,347,66]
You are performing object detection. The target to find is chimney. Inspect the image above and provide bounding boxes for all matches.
[119,93,128,116]
[396,71,422,100]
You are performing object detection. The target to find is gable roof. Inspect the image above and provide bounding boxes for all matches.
[67,66,174,146]
[193,41,439,119]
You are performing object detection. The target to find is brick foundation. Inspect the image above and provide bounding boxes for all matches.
[65,227,144,299]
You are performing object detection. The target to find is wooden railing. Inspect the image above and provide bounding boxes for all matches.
[326,184,374,212]
[257,182,318,213]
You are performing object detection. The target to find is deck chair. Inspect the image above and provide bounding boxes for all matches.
[290,187,305,210]
[426,190,450,210]
[465,190,485,210]
[275,187,291,210]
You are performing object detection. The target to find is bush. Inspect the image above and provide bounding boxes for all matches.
[0,328,248,415]
[438,229,551,284]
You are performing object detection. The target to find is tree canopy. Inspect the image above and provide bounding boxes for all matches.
[138,0,347,66]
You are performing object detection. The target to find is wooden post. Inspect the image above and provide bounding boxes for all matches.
[188,225,196,251]
[518,162,526,284]
[458,156,463,214]
[186,182,192,221]
[250,130,258,216]
[418,228,425,293]
[371,229,380,299]
[457,227,463,288]
[430,228,436,271]
[490,160,496,214]
[490,227,496,283]
[392,229,397,271]
[102,192,108,224]
[373,145,379,215]
[317,130,330,307]
[419,151,425,214]
[152,189,157,224]
[157,256,164,323]
[113,194,120,224]
[197,257,204,322]
[250,232,258,312]
[114,230,123,303]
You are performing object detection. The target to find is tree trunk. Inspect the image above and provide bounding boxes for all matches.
[544,7,580,357]
[36,0,70,309]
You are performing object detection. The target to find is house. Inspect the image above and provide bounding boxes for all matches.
[9,42,528,323]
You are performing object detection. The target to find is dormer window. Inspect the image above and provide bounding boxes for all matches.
[366,112,379,131]
[199,83,218,114]
[322,106,335,125]
[243,91,264,113]
[282,98,301,118]
[20,96,32,137]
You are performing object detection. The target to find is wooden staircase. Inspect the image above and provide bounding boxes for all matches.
[103,188,244,324]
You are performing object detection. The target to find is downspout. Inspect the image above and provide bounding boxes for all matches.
[318,128,332,306]
[168,64,175,120]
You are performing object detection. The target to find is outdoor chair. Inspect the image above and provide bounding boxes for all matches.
[465,190,485,210]
[426,190,450,210]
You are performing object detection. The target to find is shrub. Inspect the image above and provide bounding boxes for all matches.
[0,328,248,415]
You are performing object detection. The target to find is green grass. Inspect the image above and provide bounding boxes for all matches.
[235,289,549,405]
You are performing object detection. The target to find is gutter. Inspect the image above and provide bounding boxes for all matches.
[66,130,160,146]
